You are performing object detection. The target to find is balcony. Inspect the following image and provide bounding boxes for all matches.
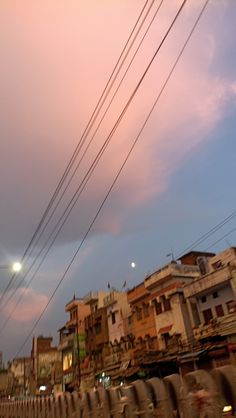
[184,265,231,298]
[193,312,236,340]
[104,352,121,366]
[58,333,74,351]
[65,298,82,312]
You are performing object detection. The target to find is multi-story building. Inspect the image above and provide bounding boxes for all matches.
[8,357,31,397]
[84,291,110,373]
[144,257,201,351]
[103,290,131,344]
[127,282,157,351]
[58,296,90,392]
[184,247,236,366]
[0,369,8,397]
[30,336,61,395]
[100,290,131,384]
[125,282,158,379]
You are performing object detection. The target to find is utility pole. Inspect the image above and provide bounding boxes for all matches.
[75,306,81,390]
[23,357,26,397]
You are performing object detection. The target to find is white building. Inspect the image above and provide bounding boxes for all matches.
[184,247,236,341]
[103,290,131,344]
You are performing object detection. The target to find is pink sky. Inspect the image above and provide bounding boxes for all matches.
[0,0,236,360]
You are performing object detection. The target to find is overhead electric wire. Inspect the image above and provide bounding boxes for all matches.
[6,0,165,295]
[20,0,158,266]
[14,0,210,357]
[176,210,236,258]
[0,0,183,317]
[0,0,157,306]
[204,226,236,251]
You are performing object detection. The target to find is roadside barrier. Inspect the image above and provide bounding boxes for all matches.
[0,365,235,417]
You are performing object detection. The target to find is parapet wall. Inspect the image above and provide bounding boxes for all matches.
[0,365,236,417]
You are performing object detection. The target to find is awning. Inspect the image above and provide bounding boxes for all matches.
[120,360,130,371]
[158,325,173,334]
[156,354,177,363]
[124,366,140,377]
[178,349,207,363]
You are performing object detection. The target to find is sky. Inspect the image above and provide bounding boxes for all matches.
[0,0,236,362]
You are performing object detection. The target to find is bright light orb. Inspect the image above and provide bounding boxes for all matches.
[131,262,136,268]
[12,262,22,272]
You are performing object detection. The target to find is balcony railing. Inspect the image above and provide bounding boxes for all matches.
[145,263,199,289]
[58,333,74,351]
[193,312,236,340]
[184,265,231,298]
[83,291,98,304]
[103,291,117,307]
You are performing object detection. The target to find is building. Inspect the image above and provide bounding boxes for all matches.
[8,357,31,397]
[183,247,236,367]
[144,259,200,352]
[104,290,131,345]
[30,336,61,395]
[84,291,110,375]
[58,296,90,392]
[0,369,8,398]
[125,282,158,379]
[97,290,132,385]
[127,282,158,351]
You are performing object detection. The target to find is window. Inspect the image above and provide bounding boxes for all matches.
[226,300,236,313]
[212,260,222,270]
[201,296,207,303]
[163,333,171,349]
[154,300,162,315]
[136,307,142,321]
[94,323,101,335]
[143,303,149,318]
[215,305,224,317]
[191,301,201,326]
[202,308,213,324]
[213,291,219,299]
[164,298,171,311]
[111,312,116,324]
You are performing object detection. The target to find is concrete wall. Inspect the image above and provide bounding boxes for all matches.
[2,366,236,417]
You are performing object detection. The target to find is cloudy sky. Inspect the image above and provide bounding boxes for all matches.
[0,0,236,361]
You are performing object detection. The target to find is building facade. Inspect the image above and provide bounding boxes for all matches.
[144,259,200,351]
[184,247,236,367]
[30,336,61,395]
[58,297,90,392]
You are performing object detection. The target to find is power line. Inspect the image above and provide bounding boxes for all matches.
[0,0,157,306]
[0,0,182,317]
[10,0,165,288]
[204,226,236,251]
[14,0,210,357]
[176,210,236,258]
